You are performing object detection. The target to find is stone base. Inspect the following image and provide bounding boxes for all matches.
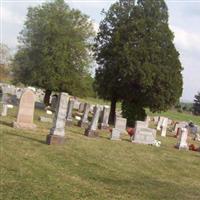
[66,120,73,126]
[99,123,109,130]
[46,134,65,145]
[78,121,88,128]
[13,121,36,129]
[84,128,99,138]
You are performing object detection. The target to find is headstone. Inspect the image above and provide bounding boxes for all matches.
[73,100,80,110]
[153,116,159,125]
[132,127,156,145]
[145,116,151,126]
[175,128,189,150]
[78,102,85,113]
[13,89,36,129]
[110,117,127,140]
[85,105,100,137]
[157,116,164,131]
[78,103,90,128]
[66,99,74,126]
[50,94,58,112]
[1,86,9,116]
[174,121,188,133]
[46,93,69,145]
[161,118,168,137]
[99,105,110,129]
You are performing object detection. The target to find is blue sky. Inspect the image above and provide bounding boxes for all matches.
[1,0,200,102]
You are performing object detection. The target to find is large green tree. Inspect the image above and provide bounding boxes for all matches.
[13,0,94,104]
[94,0,183,125]
[193,92,200,116]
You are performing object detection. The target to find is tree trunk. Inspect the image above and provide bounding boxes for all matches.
[109,98,117,125]
[44,89,51,106]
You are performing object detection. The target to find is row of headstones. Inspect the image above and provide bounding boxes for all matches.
[155,116,200,150]
[2,88,199,151]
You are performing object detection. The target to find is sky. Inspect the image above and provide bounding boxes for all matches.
[1,0,200,102]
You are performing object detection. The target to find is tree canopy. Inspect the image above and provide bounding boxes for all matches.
[94,0,183,125]
[193,92,200,116]
[13,0,95,100]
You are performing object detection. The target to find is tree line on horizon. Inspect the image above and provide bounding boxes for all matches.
[0,0,199,123]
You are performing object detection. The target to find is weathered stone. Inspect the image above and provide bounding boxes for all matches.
[13,89,36,129]
[133,127,156,145]
[174,121,188,133]
[110,117,127,140]
[46,92,69,145]
[73,100,80,110]
[78,102,85,113]
[39,116,52,123]
[99,105,110,129]
[153,116,159,125]
[78,103,90,128]
[132,120,156,144]
[50,94,58,112]
[175,128,189,150]
[66,99,74,126]
[156,116,164,131]
[85,105,100,137]
[161,118,168,137]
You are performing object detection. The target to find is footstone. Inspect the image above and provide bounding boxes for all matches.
[46,92,69,145]
[99,105,110,129]
[85,105,100,137]
[13,89,36,129]
[66,99,74,126]
[78,103,90,128]
[39,116,52,123]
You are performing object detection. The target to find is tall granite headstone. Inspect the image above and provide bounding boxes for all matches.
[78,103,90,128]
[13,89,36,129]
[46,92,69,145]
[99,105,110,129]
[175,128,189,150]
[85,105,100,137]
[161,118,168,137]
[66,99,74,126]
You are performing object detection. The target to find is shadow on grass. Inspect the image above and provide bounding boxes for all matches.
[5,131,46,144]
[0,119,13,127]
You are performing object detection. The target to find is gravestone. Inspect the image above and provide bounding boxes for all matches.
[85,105,100,137]
[46,93,69,145]
[13,89,36,129]
[1,86,9,116]
[39,116,52,123]
[78,102,85,113]
[110,117,127,140]
[73,100,80,110]
[174,122,188,135]
[66,99,74,126]
[1,104,7,116]
[153,116,159,125]
[99,105,110,129]
[50,94,58,112]
[161,118,168,137]
[132,127,157,145]
[145,116,151,126]
[78,103,90,128]
[157,116,164,131]
[175,128,189,150]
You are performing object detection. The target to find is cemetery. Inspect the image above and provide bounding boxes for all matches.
[1,0,200,199]
[0,84,200,200]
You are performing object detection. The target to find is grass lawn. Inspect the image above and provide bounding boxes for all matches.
[0,106,200,200]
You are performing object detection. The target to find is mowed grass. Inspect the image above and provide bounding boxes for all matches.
[0,106,200,200]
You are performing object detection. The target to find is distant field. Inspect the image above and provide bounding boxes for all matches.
[0,106,200,200]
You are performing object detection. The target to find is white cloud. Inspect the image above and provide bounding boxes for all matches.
[171,25,200,52]
[2,5,24,25]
